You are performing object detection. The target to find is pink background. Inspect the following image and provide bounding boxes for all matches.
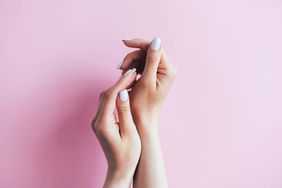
[1,0,282,187]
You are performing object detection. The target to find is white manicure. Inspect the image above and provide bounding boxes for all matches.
[151,37,161,51]
[119,89,128,102]
[123,68,136,77]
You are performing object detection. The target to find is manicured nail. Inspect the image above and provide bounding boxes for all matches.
[117,60,123,69]
[151,37,161,51]
[123,68,136,77]
[119,89,128,102]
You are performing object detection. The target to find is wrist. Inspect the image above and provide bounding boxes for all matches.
[136,122,161,145]
[103,168,133,188]
[134,115,159,134]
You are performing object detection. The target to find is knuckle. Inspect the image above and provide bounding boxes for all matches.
[95,124,104,134]
[91,116,107,135]
[94,119,108,136]
[103,89,112,100]
[118,104,129,114]
[91,113,101,132]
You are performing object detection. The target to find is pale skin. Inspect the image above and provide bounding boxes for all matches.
[92,37,177,188]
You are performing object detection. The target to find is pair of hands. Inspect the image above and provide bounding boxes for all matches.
[92,38,177,188]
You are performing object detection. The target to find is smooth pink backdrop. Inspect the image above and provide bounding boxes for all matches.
[1,0,282,187]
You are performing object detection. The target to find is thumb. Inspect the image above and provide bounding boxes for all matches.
[142,37,162,84]
[116,89,136,136]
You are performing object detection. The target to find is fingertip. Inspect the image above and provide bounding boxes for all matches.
[122,39,133,45]
[122,39,127,44]
[150,37,161,51]
[119,89,129,102]
[123,68,136,77]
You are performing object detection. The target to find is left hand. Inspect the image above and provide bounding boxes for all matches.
[92,68,141,188]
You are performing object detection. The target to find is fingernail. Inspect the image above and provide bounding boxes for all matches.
[151,37,161,51]
[117,60,123,69]
[119,89,128,102]
[123,68,136,77]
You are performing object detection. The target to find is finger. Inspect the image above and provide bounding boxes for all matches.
[116,89,136,136]
[123,38,171,66]
[118,50,146,74]
[122,39,150,50]
[142,37,162,84]
[124,79,137,90]
[99,68,137,117]
[118,50,145,70]
[121,59,145,75]
[122,38,176,80]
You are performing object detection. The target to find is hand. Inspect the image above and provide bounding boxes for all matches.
[120,38,177,134]
[119,37,177,188]
[91,68,141,188]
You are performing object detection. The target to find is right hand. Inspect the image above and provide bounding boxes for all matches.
[120,38,177,134]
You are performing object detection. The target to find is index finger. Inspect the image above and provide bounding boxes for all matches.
[122,39,150,50]
[122,38,170,67]
[99,68,137,118]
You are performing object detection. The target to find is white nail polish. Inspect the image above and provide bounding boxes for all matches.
[117,60,123,69]
[151,37,161,51]
[123,68,136,77]
[119,89,128,102]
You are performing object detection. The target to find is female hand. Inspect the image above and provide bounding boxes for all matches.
[119,38,177,134]
[91,68,141,188]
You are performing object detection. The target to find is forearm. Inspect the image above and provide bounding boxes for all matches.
[133,127,169,188]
